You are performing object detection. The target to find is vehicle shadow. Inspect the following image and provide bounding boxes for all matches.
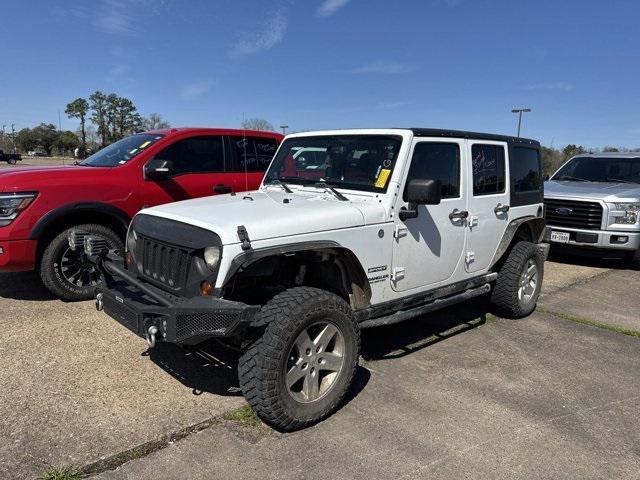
[0,272,57,301]
[149,338,373,402]
[361,298,490,361]
[547,249,633,270]
[147,300,489,400]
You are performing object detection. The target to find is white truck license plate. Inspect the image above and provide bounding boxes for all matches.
[550,231,570,243]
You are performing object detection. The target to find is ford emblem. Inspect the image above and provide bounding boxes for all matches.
[555,207,573,215]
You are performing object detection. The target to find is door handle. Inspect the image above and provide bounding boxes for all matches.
[494,203,510,214]
[449,209,469,221]
[213,184,233,194]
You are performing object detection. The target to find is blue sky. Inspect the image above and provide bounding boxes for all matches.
[1,0,639,148]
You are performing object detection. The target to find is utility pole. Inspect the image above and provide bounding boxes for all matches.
[511,108,531,137]
[280,125,288,135]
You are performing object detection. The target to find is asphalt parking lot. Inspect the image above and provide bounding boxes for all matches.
[1,255,639,479]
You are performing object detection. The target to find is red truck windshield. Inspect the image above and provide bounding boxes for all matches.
[81,134,164,167]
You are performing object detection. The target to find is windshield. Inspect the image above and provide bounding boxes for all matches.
[264,135,403,192]
[552,156,640,183]
[81,134,164,167]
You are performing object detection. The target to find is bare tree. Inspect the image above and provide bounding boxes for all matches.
[241,118,274,132]
[143,113,171,131]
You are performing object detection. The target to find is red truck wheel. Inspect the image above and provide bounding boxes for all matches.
[40,224,123,301]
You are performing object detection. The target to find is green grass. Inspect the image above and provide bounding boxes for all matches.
[224,405,262,427]
[541,309,640,339]
[36,466,80,480]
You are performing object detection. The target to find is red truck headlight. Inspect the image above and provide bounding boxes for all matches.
[0,192,37,226]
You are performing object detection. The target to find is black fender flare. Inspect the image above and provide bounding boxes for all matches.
[489,216,546,268]
[221,241,372,309]
[29,202,131,240]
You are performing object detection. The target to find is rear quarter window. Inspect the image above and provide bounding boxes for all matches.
[511,147,542,192]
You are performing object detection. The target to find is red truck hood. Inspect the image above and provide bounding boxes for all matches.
[0,165,110,192]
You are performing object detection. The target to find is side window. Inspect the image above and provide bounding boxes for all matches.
[155,136,224,175]
[403,142,460,201]
[511,147,541,193]
[232,136,278,172]
[472,144,505,195]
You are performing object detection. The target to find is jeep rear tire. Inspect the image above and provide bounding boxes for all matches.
[238,287,360,431]
[490,241,543,319]
[40,224,123,301]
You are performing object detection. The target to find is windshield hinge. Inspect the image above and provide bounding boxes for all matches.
[237,225,252,250]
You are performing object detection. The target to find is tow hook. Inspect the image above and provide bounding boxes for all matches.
[146,326,159,349]
[95,293,104,311]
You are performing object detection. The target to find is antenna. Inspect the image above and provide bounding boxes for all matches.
[242,113,249,192]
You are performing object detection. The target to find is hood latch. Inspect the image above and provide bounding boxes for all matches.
[237,225,252,250]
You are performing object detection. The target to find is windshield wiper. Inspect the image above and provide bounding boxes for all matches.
[605,178,636,184]
[314,182,348,201]
[556,175,590,182]
[267,179,293,193]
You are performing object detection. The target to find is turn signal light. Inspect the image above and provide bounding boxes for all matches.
[200,280,213,297]
[125,251,133,268]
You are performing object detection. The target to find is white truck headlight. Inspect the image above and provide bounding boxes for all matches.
[0,192,37,226]
[610,203,640,225]
[204,246,221,269]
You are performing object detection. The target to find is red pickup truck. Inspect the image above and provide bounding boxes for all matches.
[0,128,283,300]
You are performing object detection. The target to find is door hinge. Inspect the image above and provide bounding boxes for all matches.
[394,225,408,239]
[465,251,475,264]
[468,215,479,228]
[391,267,405,282]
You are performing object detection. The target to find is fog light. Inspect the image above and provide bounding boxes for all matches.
[200,280,213,296]
[0,247,3,254]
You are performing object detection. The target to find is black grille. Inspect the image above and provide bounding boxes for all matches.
[140,236,191,290]
[544,198,603,230]
[175,312,239,341]
[104,295,138,333]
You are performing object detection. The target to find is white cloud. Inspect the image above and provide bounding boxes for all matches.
[352,62,417,74]
[316,0,351,18]
[229,14,288,57]
[523,81,574,92]
[180,80,215,100]
[93,0,135,35]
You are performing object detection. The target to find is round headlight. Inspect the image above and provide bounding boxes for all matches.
[204,246,221,269]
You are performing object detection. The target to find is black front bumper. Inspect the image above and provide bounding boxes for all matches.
[95,254,259,345]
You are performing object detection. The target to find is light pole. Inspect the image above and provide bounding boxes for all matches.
[511,108,531,137]
[280,125,289,135]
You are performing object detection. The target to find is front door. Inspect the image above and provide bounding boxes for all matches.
[465,141,510,273]
[140,134,234,208]
[391,139,468,292]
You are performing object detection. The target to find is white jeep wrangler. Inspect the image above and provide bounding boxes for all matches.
[88,129,549,430]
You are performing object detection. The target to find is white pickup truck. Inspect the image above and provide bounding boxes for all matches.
[87,129,549,430]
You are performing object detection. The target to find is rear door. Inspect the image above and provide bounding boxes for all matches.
[226,135,279,191]
[465,141,510,273]
[140,134,233,207]
[391,138,468,292]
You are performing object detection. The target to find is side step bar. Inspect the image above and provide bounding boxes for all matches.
[359,283,491,329]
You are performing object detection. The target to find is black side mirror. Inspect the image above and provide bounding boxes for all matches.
[400,179,442,221]
[145,158,173,181]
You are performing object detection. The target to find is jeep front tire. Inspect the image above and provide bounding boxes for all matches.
[40,224,123,301]
[238,287,360,431]
[490,241,544,318]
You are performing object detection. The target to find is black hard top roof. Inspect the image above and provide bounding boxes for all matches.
[408,128,540,147]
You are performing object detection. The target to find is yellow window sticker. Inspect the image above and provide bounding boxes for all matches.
[139,141,152,149]
[375,168,391,188]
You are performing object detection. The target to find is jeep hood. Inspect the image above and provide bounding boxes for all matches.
[0,165,109,192]
[139,189,387,245]
[545,180,640,202]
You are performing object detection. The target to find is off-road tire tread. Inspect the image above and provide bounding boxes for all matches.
[238,287,360,431]
[490,241,543,319]
[40,223,122,301]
